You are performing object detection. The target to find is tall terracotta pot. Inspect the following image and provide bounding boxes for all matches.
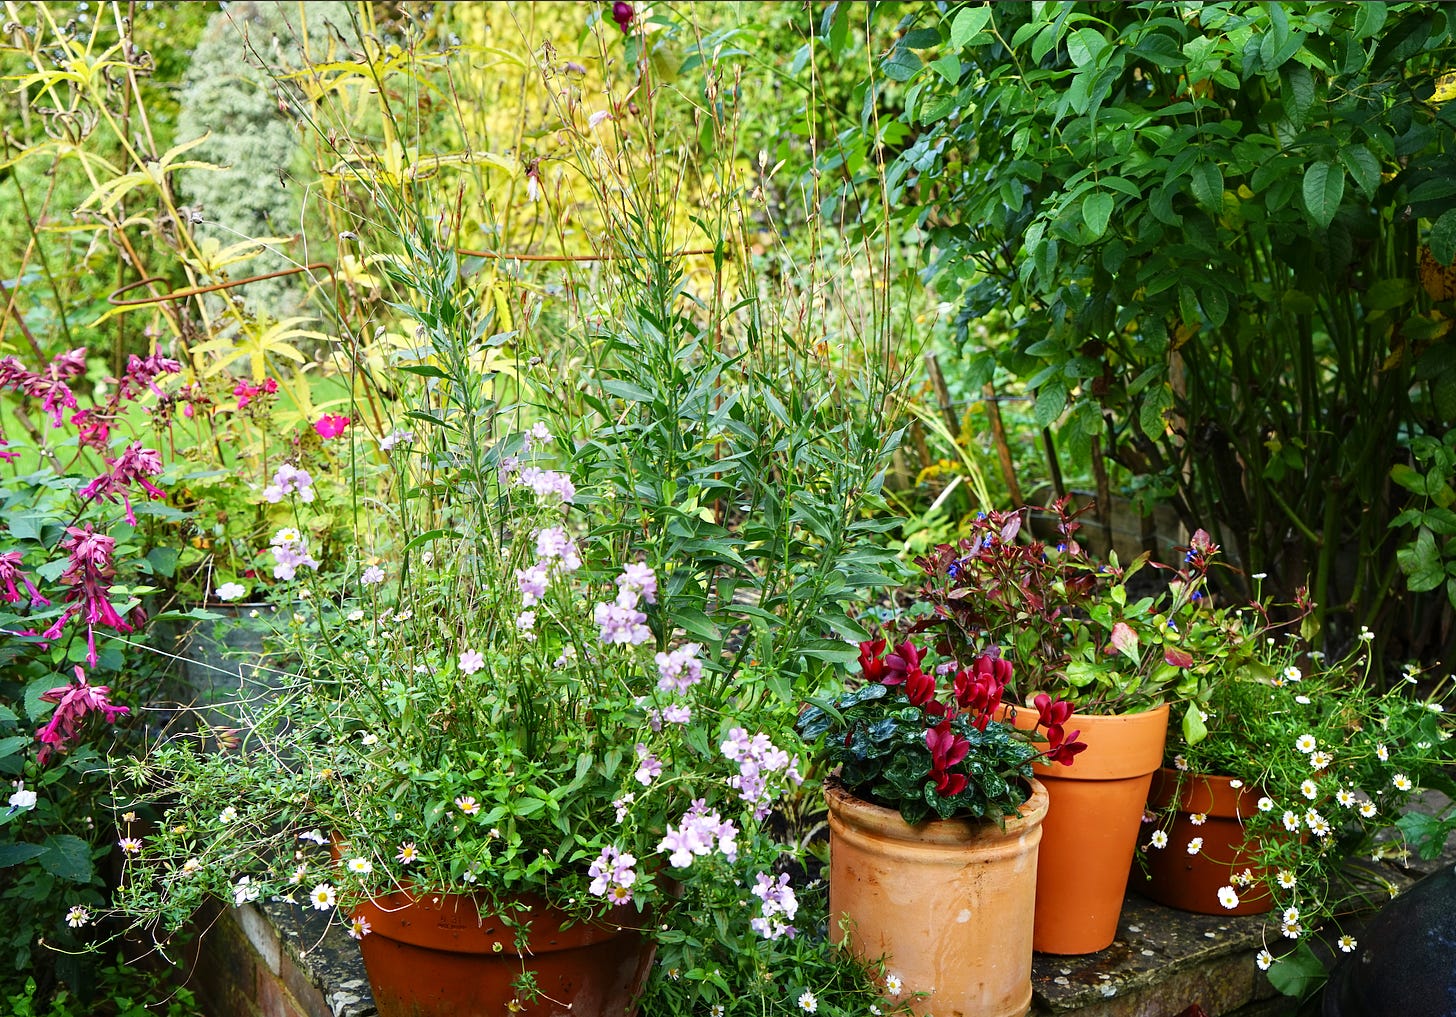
[826,775,1049,1017]
[353,890,654,1017]
[1011,703,1169,954]
[1137,768,1272,916]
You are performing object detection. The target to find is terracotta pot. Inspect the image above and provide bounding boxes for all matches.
[1137,768,1272,916]
[353,891,654,1017]
[826,775,1049,1017]
[1005,702,1169,954]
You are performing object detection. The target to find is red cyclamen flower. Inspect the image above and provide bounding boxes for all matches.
[882,640,925,687]
[954,651,1012,730]
[924,719,971,796]
[857,639,888,684]
[35,665,129,766]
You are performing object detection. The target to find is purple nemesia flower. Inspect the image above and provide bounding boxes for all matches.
[263,464,316,504]
[516,564,549,606]
[749,871,798,940]
[515,467,576,504]
[458,649,485,675]
[633,743,662,786]
[656,644,702,693]
[269,529,320,581]
[616,562,657,605]
[378,428,414,452]
[533,527,581,571]
[595,600,651,645]
[360,565,385,586]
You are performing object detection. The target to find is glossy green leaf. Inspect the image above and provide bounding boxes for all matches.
[1302,161,1345,228]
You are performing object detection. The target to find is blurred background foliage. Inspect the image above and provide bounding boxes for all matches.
[2,0,1454,684]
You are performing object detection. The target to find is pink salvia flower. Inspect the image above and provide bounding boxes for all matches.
[36,666,129,766]
[54,525,134,665]
[0,551,49,607]
[79,442,166,524]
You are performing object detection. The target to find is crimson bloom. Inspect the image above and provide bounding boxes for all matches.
[611,1,634,31]
[857,639,888,683]
[925,718,972,796]
[883,640,925,687]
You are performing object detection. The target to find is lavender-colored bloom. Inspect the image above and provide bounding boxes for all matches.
[360,565,385,586]
[515,467,576,504]
[661,703,691,725]
[533,528,581,571]
[515,564,549,606]
[616,562,657,604]
[656,644,702,693]
[262,464,316,504]
[458,649,485,675]
[633,743,662,786]
[378,428,415,452]
[594,600,651,646]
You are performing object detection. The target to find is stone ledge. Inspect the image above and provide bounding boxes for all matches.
[194,795,1454,1017]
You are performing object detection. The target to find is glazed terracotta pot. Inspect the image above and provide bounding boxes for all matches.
[826,775,1049,1017]
[1137,768,1272,916]
[353,891,654,1017]
[1006,702,1170,954]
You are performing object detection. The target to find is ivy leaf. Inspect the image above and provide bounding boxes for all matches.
[1302,161,1345,228]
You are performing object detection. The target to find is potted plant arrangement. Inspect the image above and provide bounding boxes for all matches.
[796,636,1085,1017]
[911,503,1227,953]
[87,201,912,1015]
[1142,593,1456,996]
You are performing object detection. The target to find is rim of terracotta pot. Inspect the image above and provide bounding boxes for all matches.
[824,773,1049,845]
[1148,767,1263,818]
[1002,701,1171,780]
[355,889,654,953]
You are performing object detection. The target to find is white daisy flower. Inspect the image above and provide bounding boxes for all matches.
[1392,774,1413,792]
[347,857,372,875]
[1337,934,1357,953]
[1376,744,1389,761]
[1256,949,1274,970]
[1218,886,1240,909]
[1295,734,1317,754]
[310,883,337,911]
[797,990,817,1013]
[1257,796,1274,812]
[1277,869,1296,889]
[66,905,91,928]
[1359,801,1378,818]
[1300,779,1318,800]
[885,973,903,997]
[1149,830,1169,849]
[1186,837,1204,855]
[1190,813,1207,826]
